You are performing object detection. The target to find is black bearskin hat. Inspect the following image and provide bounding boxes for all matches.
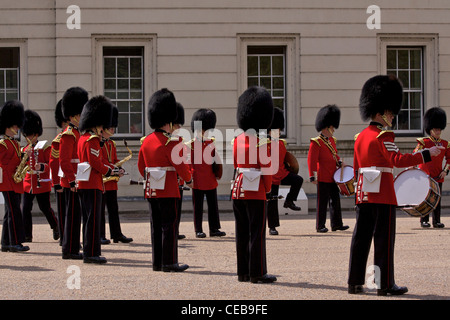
[0,100,25,134]
[23,109,43,137]
[174,102,185,125]
[61,87,88,119]
[237,86,274,131]
[191,108,216,132]
[270,107,285,131]
[147,88,177,129]
[105,105,119,129]
[54,99,67,128]
[315,104,341,132]
[359,75,403,121]
[79,96,114,132]
[424,107,447,135]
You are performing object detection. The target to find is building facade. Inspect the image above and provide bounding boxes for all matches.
[1,0,449,197]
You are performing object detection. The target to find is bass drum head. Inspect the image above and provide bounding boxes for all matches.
[333,166,354,183]
[394,168,429,206]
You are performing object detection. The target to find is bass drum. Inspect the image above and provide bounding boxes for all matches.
[394,168,440,217]
[284,152,299,175]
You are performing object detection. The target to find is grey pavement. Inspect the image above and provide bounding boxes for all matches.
[0,193,448,302]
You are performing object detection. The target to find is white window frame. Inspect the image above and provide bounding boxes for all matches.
[238,34,300,145]
[0,40,28,107]
[378,34,439,136]
[92,35,156,139]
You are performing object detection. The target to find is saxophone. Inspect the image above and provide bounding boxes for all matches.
[103,140,132,183]
[13,137,32,184]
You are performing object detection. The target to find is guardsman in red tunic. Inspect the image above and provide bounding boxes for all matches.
[0,100,28,252]
[308,105,348,233]
[138,88,192,272]
[414,107,449,228]
[100,105,133,244]
[348,75,443,296]
[77,96,117,264]
[232,86,276,284]
[188,108,225,238]
[49,99,69,246]
[59,87,88,260]
[21,110,59,242]
[267,107,303,235]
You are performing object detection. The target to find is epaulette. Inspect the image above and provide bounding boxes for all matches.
[311,136,321,146]
[376,130,394,139]
[280,139,287,147]
[354,133,360,141]
[61,126,76,138]
[140,135,148,145]
[332,136,337,143]
[0,139,7,149]
[185,138,195,150]
[416,137,426,146]
[87,134,100,142]
[257,137,271,147]
[52,132,63,144]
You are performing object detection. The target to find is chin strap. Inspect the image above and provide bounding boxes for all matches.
[381,114,392,127]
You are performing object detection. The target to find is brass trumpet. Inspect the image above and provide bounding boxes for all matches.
[13,137,32,184]
[103,140,133,183]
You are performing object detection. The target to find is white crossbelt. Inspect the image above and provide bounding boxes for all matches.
[359,166,393,174]
[145,166,176,172]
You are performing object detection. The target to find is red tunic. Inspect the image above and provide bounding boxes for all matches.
[272,139,289,185]
[354,123,431,206]
[414,137,450,183]
[77,132,111,191]
[102,139,119,191]
[187,138,218,191]
[138,131,192,199]
[49,132,63,187]
[59,125,80,188]
[231,132,272,200]
[0,136,24,193]
[23,143,52,194]
[307,135,340,183]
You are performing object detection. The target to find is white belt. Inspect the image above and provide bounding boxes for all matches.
[145,166,176,172]
[237,168,261,173]
[71,159,80,163]
[359,166,393,174]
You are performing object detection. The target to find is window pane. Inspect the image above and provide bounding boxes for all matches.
[117,101,128,113]
[273,98,284,110]
[118,113,129,134]
[104,91,116,100]
[130,100,142,112]
[0,70,3,87]
[117,79,129,90]
[247,77,258,87]
[272,56,284,75]
[130,113,143,134]
[410,50,421,69]
[410,92,422,110]
[410,110,421,130]
[397,50,409,69]
[130,91,142,100]
[260,77,271,90]
[247,56,258,77]
[130,58,142,77]
[6,90,18,101]
[410,71,421,90]
[117,58,129,78]
[273,76,284,90]
[130,79,141,90]
[396,110,409,130]
[387,50,397,70]
[117,91,129,99]
[104,58,116,78]
[259,56,271,76]
[5,70,18,89]
[104,79,116,90]
[398,71,409,89]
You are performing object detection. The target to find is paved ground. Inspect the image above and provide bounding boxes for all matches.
[0,197,448,303]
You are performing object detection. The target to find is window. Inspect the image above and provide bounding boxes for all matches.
[386,47,423,132]
[378,34,438,136]
[247,46,286,133]
[103,47,144,136]
[0,47,20,104]
[238,34,300,144]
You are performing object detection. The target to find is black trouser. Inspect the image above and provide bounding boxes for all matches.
[348,203,396,290]
[176,188,183,234]
[101,190,123,240]
[420,182,442,224]
[22,191,58,239]
[62,188,81,255]
[79,189,103,258]
[233,199,267,278]
[148,198,179,268]
[316,182,343,230]
[55,190,66,246]
[267,172,304,229]
[192,188,221,233]
[1,191,25,246]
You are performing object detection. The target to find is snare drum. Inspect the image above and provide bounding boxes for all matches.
[394,168,440,217]
[333,166,355,196]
